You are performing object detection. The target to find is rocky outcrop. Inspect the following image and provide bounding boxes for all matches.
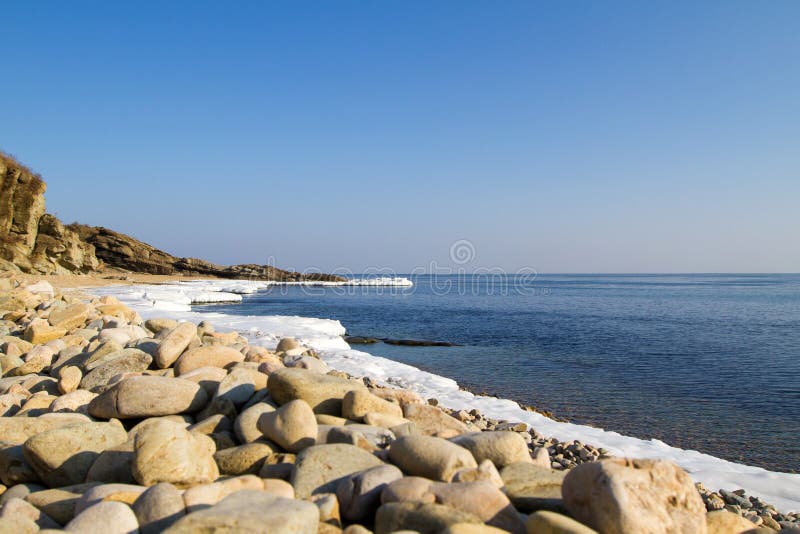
[69,225,342,281]
[0,151,342,281]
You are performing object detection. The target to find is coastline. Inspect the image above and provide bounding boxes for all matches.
[89,279,800,514]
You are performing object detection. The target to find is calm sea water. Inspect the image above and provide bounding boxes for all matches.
[198,274,800,472]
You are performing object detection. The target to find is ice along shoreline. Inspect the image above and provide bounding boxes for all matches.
[92,279,800,513]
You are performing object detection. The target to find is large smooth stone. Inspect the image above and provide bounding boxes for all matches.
[562,458,707,534]
[526,510,599,534]
[235,401,277,443]
[74,483,147,515]
[132,482,186,534]
[257,399,318,453]
[291,444,383,498]
[374,502,482,534]
[80,349,152,391]
[388,435,477,482]
[174,345,244,375]
[131,419,219,487]
[164,490,319,533]
[153,322,197,368]
[336,464,403,522]
[48,304,91,330]
[24,482,102,525]
[450,431,532,468]
[342,390,403,422]
[402,403,471,437]
[64,501,139,533]
[214,443,276,476]
[500,462,566,513]
[22,422,127,487]
[432,480,526,534]
[268,368,368,415]
[88,376,208,419]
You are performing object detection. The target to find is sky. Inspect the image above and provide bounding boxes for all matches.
[2,1,799,273]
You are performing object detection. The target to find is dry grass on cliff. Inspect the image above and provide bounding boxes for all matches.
[0,150,46,191]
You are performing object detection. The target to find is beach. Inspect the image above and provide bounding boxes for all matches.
[0,273,798,533]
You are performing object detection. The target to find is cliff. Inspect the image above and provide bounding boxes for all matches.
[0,152,343,281]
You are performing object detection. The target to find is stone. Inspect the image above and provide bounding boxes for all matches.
[259,453,296,480]
[337,464,404,522]
[450,431,532,468]
[132,482,186,534]
[0,483,45,506]
[283,354,330,373]
[49,390,95,415]
[452,459,504,487]
[0,515,39,534]
[0,496,59,528]
[276,337,302,353]
[706,510,760,534]
[182,475,264,513]
[131,419,219,487]
[24,482,102,525]
[80,349,153,392]
[235,400,278,443]
[291,444,384,498]
[268,367,368,415]
[0,445,40,485]
[432,481,525,534]
[262,478,296,499]
[381,476,437,504]
[88,376,208,419]
[164,490,319,533]
[178,365,227,396]
[64,501,140,533]
[257,399,318,452]
[343,390,404,422]
[500,462,566,513]
[57,365,81,394]
[214,367,258,407]
[48,303,91,330]
[98,326,148,345]
[85,442,136,484]
[214,443,276,475]
[74,483,147,515]
[402,403,471,437]
[22,422,128,487]
[310,492,341,526]
[526,511,599,534]
[24,320,66,344]
[443,525,515,534]
[144,318,178,335]
[562,458,707,534]
[374,502,482,534]
[153,322,196,368]
[363,412,410,428]
[174,345,244,375]
[188,414,232,435]
[388,435,477,482]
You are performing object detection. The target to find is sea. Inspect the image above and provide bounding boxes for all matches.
[197,273,800,474]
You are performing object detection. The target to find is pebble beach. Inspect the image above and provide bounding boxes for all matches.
[1,273,799,534]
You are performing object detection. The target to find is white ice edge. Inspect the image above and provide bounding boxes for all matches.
[92,281,800,513]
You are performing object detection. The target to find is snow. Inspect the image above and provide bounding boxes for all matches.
[92,280,800,513]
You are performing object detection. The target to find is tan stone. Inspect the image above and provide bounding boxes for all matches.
[706,510,759,534]
[58,365,82,394]
[526,511,599,534]
[343,390,403,422]
[0,412,92,445]
[174,345,244,375]
[402,403,471,437]
[132,419,219,487]
[24,320,66,344]
[257,399,318,453]
[291,444,383,498]
[48,303,91,330]
[500,462,565,513]
[153,322,197,368]
[268,367,368,416]
[388,435,477,482]
[374,502,482,534]
[88,376,208,419]
[450,431,532,468]
[562,458,707,534]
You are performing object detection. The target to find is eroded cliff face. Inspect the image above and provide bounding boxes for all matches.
[0,152,343,281]
[0,154,98,274]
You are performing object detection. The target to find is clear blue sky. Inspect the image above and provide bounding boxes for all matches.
[3,1,798,273]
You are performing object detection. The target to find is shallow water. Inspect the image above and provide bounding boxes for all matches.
[198,273,800,473]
